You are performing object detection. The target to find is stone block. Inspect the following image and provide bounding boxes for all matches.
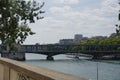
[0,64,4,80]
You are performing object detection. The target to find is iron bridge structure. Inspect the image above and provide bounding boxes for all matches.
[0,44,120,60]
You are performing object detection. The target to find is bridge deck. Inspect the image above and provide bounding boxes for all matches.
[0,44,119,56]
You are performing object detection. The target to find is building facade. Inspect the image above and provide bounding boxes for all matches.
[59,39,74,45]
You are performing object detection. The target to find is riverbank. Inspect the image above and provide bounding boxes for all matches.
[100,55,120,60]
[66,53,120,60]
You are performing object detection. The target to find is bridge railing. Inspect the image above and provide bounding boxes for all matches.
[19,44,120,52]
[0,44,120,53]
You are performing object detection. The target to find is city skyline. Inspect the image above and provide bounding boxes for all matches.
[24,0,119,44]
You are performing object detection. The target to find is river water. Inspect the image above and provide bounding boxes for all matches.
[25,54,120,80]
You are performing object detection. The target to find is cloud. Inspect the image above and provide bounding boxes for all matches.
[49,0,118,35]
[49,6,72,14]
[53,0,79,5]
[25,0,119,44]
[49,5,111,22]
[94,0,118,16]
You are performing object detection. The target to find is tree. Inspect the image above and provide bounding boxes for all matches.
[116,1,120,38]
[116,25,120,38]
[0,0,44,52]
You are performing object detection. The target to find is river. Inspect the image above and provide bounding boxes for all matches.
[25,54,120,80]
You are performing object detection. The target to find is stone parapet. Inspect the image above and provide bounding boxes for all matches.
[0,58,87,80]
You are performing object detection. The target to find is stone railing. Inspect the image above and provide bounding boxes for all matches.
[0,58,87,80]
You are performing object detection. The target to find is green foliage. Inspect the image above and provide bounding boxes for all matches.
[69,38,120,51]
[81,38,120,45]
[69,46,81,51]
[117,47,120,51]
[0,0,44,52]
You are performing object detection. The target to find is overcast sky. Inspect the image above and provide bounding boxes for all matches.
[24,0,119,44]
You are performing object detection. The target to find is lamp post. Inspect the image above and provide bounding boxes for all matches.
[96,62,99,80]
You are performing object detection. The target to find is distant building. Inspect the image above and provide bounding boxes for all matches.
[81,37,88,41]
[109,33,117,38]
[74,34,83,40]
[91,36,107,39]
[58,34,109,45]
[74,34,83,44]
[59,39,74,45]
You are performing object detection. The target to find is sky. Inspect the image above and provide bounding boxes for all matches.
[24,0,119,44]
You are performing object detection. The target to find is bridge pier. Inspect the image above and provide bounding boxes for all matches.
[92,54,102,59]
[46,55,54,60]
[1,52,26,61]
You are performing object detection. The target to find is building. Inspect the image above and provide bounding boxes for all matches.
[109,33,117,38]
[74,34,83,40]
[81,37,88,41]
[74,34,83,44]
[91,36,107,39]
[58,34,109,45]
[59,39,74,45]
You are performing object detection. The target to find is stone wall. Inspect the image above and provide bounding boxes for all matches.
[0,58,87,80]
[1,53,26,61]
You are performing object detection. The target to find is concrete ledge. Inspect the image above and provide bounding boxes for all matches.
[0,58,87,80]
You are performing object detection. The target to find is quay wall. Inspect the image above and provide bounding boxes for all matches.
[0,58,87,80]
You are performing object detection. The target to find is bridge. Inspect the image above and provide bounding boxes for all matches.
[0,44,120,60]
